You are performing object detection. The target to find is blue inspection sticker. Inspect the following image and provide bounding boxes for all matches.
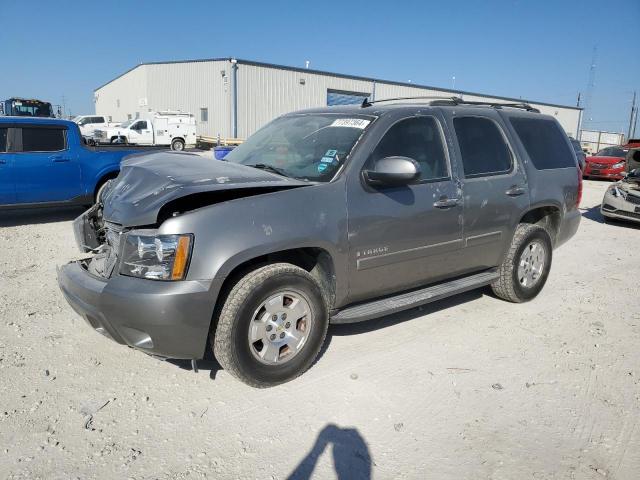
[325,149,338,157]
[321,156,334,163]
[317,163,328,173]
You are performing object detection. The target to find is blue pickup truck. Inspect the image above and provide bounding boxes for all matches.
[0,117,152,208]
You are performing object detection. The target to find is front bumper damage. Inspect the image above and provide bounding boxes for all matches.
[601,184,640,223]
[58,208,221,360]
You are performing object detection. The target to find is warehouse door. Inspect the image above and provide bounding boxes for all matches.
[327,89,370,106]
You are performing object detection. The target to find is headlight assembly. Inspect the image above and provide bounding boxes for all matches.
[611,162,625,169]
[120,232,193,280]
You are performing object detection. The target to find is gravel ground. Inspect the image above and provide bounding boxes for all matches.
[0,180,639,480]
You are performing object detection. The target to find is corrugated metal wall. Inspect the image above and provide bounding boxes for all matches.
[94,66,148,124]
[146,61,230,137]
[95,60,581,141]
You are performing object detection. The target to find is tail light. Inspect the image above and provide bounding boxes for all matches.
[576,167,583,207]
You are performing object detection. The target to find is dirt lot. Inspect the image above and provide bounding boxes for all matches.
[0,180,638,480]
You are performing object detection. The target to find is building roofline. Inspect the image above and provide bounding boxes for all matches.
[95,57,581,111]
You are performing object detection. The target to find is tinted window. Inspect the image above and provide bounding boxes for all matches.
[0,128,7,152]
[95,117,105,123]
[509,117,576,169]
[132,121,147,130]
[454,117,512,177]
[21,127,66,152]
[371,116,448,181]
[596,147,627,158]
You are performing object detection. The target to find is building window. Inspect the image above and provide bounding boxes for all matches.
[327,89,370,106]
[127,114,132,120]
[135,112,140,118]
[108,116,112,122]
[116,99,120,108]
[200,108,208,122]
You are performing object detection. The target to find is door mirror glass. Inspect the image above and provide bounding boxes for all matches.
[363,156,420,186]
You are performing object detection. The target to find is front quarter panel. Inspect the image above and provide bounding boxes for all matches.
[158,181,349,303]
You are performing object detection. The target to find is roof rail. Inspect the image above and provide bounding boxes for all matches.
[361,95,460,108]
[430,98,540,112]
[361,95,540,113]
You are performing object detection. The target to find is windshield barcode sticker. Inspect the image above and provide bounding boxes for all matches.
[330,118,370,129]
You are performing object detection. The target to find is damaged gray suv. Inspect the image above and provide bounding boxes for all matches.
[58,98,582,387]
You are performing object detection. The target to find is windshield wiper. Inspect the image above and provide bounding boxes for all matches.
[245,163,290,178]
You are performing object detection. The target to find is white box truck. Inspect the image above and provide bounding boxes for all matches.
[93,111,197,150]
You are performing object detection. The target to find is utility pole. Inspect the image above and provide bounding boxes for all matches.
[628,91,637,140]
[582,46,597,131]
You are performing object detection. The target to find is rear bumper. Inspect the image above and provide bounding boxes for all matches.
[57,260,220,359]
[555,208,581,248]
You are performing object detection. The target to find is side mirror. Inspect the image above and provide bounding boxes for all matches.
[363,156,421,186]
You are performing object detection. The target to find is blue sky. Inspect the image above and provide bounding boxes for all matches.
[1,0,638,134]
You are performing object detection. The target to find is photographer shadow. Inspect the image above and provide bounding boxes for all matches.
[287,424,371,480]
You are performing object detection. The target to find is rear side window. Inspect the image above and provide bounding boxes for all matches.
[0,128,7,152]
[510,117,575,169]
[21,127,66,152]
[371,116,448,181]
[454,117,512,177]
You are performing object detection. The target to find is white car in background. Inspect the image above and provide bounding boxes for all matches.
[73,115,118,136]
[601,169,640,224]
[92,111,197,151]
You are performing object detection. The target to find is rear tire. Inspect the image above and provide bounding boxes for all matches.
[212,263,329,388]
[491,224,553,303]
[171,138,185,151]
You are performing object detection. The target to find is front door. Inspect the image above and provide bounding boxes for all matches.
[0,126,15,204]
[14,125,82,203]
[346,114,465,303]
[128,120,153,144]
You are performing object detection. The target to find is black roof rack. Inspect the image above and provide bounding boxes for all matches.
[361,95,540,113]
[430,98,540,112]
[361,95,459,108]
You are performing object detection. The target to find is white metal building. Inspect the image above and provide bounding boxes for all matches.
[94,57,582,140]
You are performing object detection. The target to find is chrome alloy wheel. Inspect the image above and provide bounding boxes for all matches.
[517,240,546,288]
[248,290,313,365]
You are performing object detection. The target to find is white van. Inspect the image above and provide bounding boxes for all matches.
[93,111,197,150]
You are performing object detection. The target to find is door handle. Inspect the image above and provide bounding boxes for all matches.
[506,185,526,197]
[434,196,460,209]
[50,155,70,163]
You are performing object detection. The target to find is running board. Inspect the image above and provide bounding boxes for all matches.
[330,269,499,324]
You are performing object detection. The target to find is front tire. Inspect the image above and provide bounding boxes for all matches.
[491,224,553,303]
[212,263,329,388]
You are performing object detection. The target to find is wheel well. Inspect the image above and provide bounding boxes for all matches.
[94,171,119,200]
[209,248,336,343]
[520,206,561,244]
[172,137,185,144]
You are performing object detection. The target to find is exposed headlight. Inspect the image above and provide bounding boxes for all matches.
[608,185,627,199]
[612,162,625,169]
[120,232,193,280]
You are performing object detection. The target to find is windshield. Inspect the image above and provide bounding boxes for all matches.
[10,100,53,117]
[119,119,135,128]
[225,114,374,181]
[596,147,627,158]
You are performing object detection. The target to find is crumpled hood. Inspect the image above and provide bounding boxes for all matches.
[102,151,309,226]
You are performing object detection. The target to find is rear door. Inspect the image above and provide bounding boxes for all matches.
[447,111,530,270]
[0,126,16,204]
[13,125,82,203]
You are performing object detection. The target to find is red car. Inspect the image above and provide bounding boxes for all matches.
[583,146,629,180]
